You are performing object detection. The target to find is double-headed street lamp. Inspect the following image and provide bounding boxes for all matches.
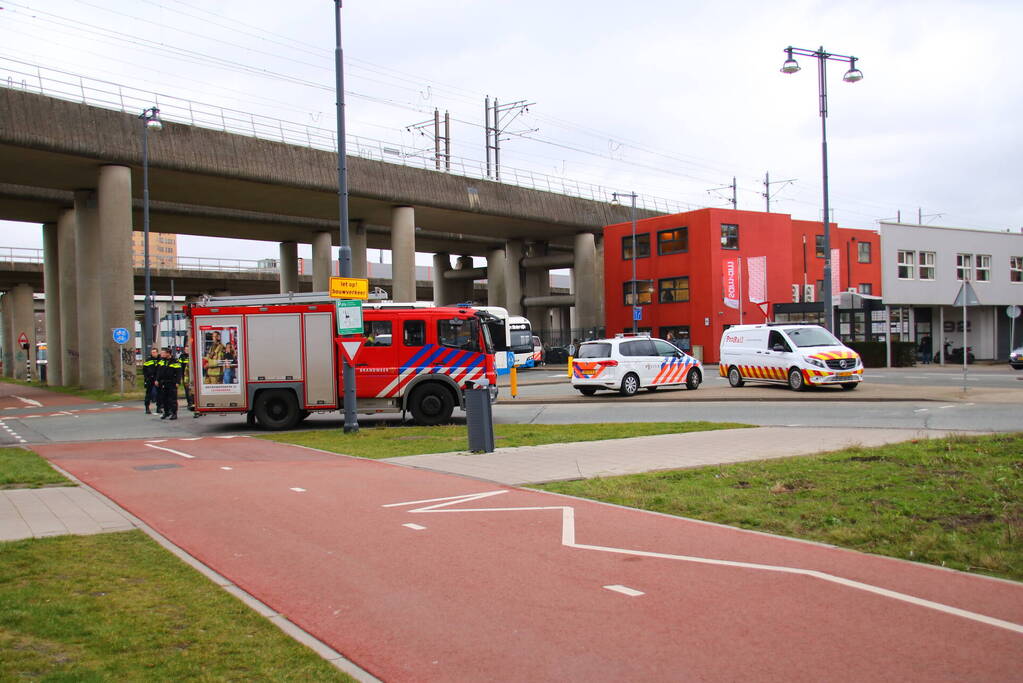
[780,46,863,332]
[139,106,162,353]
[612,192,639,334]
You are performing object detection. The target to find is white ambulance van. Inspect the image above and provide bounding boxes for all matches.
[719,323,863,391]
[571,333,702,396]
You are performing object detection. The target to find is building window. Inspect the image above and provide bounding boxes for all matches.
[897,250,915,279]
[815,235,825,258]
[1011,256,1023,283]
[622,233,650,260]
[657,227,688,254]
[858,283,873,295]
[918,251,935,280]
[658,277,690,303]
[857,241,872,263]
[623,280,654,306]
[956,253,973,281]
[975,254,991,282]
[720,224,739,250]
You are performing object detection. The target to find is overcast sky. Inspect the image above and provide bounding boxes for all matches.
[2,0,1021,263]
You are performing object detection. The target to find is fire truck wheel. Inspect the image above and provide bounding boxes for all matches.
[686,368,702,390]
[408,383,455,426]
[297,410,311,423]
[254,389,301,430]
[727,366,745,387]
[788,368,807,392]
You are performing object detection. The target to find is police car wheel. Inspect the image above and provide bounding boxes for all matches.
[409,384,454,426]
[578,387,598,396]
[840,383,858,391]
[788,368,807,392]
[686,368,702,390]
[254,389,301,430]
[619,373,640,397]
[727,366,745,388]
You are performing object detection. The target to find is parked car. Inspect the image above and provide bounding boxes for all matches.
[1010,346,1023,370]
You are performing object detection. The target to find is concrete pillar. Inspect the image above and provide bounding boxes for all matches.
[391,206,416,302]
[524,244,552,334]
[57,209,79,386]
[487,248,506,308]
[456,255,475,303]
[351,222,368,279]
[432,253,452,306]
[573,232,598,335]
[504,239,524,316]
[11,284,35,381]
[42,222,62,386]
[312,231,332,291]
[98,165,136,391]
[1,294,13,378]
[279,241,299,293]
[75,189,103,390]
[595,235,605,334]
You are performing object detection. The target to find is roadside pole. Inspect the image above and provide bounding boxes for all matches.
[112,327,130,396]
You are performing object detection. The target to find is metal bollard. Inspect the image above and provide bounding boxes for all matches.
[510,366,518,398]
[464,379,495,453]
[567,356,574,378]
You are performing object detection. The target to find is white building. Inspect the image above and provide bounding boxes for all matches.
[879,222,1023,360]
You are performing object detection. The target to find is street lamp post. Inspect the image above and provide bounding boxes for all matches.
[780,46,863,332]
[334,0,358,433]
[138,106,162,353]
[613,192,639,334]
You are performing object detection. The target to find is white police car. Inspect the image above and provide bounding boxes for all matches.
[571,333,702,396]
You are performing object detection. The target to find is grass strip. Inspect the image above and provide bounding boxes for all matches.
[536,433,1023,582]
[0,377,146,403]
[0,531,353,681]
[263,421,750,459]
[0,447,72,489]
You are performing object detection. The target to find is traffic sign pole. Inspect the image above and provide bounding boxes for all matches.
[112,328,130,396]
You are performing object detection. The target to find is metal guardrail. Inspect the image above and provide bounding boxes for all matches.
[0,248,276,273]
[0,56,694,215]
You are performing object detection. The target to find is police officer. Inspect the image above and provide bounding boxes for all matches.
[178,346,194,414]
[142,347,160,415]
[154,347,182,420]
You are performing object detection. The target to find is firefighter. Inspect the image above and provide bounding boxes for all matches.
[142,347,160,414]
[178,346,194,413]
[154,347,182,420]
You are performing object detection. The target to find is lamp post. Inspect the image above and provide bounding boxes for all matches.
[612,192,639,334]
[138,106,162,353]
[334,0,358,433]
[780,46,863,332]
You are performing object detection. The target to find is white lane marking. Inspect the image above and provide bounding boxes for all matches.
[785,424,804,427]
[215,435,242,439]
[220,466,233,471]
[403,523,427,531]
[939,405,956,410]
[913,409,930,413]
[180,437,203,441]
[604,584,644,597]
[146,439,167,443]
[290,487,306,492]
[144,443,195,459]
[13,396,42,407]
[383,491,1023,636]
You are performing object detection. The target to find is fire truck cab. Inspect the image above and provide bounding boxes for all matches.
[186,294,497,429]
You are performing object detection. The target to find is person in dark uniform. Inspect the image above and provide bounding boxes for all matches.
[154,347,182,420]
[142,347,160,414]
[178,346,194,413]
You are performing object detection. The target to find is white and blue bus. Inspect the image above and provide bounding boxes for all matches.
[476,306,535,372]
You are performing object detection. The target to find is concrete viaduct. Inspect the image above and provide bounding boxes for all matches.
[0,86,657,389]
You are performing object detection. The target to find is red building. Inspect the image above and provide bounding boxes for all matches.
[602,208,882,363]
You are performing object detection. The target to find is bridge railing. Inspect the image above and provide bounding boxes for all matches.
[0,57,694,215]
[0,248,279,273]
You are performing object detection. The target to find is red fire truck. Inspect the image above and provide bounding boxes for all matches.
[185,294,497,429]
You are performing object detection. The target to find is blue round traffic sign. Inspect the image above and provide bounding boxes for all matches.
[112,327,130,344]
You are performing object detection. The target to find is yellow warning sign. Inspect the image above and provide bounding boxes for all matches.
[329,277,369,300]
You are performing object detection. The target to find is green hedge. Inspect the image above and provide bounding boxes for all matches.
[845,341,917,367]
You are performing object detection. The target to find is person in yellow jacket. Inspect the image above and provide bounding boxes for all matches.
[142,347,160,414]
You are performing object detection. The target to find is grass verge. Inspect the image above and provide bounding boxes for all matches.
[536,433,1023,582]
[0,447,72,489]
[0,531,353,680]
[263,421,750,459]
[0,377,146,403]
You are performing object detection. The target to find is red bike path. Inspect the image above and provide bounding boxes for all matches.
[35,437,1023,682]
